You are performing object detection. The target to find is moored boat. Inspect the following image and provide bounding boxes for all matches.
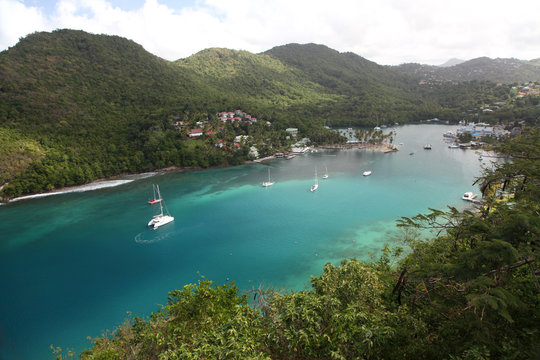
[148,185,174,229]
[462,192,478,201]
[310,168,319,191]
[262,168,275,187]
[322,165,329,179]
[148,184,162,205]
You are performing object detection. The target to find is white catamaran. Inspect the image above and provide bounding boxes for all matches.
[147,185,174,230]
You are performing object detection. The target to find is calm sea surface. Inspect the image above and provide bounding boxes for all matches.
[0,124,490,359]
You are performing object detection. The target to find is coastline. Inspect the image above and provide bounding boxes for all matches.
[319,142,398,152]
[1,144,397,204]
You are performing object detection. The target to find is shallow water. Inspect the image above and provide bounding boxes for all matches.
[0,124,490,359]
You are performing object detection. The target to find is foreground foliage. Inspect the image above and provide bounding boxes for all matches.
[72,130,539,359]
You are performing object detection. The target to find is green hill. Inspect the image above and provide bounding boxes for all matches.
[0,30,530,199]
[395,57,540,83]
[0,30,227,198]
[175,47,342,126]
[263,43,437,125]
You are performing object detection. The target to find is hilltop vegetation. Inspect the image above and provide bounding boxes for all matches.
[1,29,539,199]
[395,57,540,83]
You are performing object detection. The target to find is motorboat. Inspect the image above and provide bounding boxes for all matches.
[363,171,372,176]
[462,192,478,201]
[424,144,432,149]
[448,144,459,149]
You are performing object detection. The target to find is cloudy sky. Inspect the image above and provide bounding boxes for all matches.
[1,0,539,65]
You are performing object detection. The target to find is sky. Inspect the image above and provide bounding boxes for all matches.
[0,0,539,66]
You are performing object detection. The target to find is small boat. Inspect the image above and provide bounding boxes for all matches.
[478,155,483,161]
[148,185,174,230]
[409,152,415,155]
[322,165,329,179]
[262,168,275,187]
[448,144,459,149]
[363,171,372,176]
[462,192,478,201]
[310,169,319,192]
[148,184,162,205]
[424,144,432,150]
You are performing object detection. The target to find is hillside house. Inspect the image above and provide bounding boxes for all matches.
[249,146,259,158]
[188,129,203,137]
[286,128,298,137]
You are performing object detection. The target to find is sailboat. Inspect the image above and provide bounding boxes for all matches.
[262,168,275,187]
[310,168,319,192]
[147,185,174,230]
[322,165,329,179]
[148,184,162,205]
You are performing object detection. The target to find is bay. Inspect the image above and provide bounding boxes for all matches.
[0,124,489,359]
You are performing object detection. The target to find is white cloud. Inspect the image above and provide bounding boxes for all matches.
[0,0,539,65]
[0,0,49,50]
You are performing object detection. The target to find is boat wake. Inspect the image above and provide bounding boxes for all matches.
[10,180,133,202]
[134,230,174,244]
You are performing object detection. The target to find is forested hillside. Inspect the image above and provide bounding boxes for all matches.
[0,30,536,199]
[264,43,438,125]
[395,57,540,83]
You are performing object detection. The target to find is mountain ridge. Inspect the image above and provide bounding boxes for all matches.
[0,29,537,198]
[395,56,540,83]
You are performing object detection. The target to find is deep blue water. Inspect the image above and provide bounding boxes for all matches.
[0,124,490,359]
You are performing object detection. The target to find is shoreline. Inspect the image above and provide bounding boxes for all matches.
[1,144,397,204]
[319,142,398,152]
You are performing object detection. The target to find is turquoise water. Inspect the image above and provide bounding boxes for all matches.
[0,124,488,359]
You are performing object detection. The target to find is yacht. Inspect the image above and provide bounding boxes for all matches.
[148,185,174,230]
[322,165,329,179]
[262,168,275,187]
[310,169,319,192]
[148,184,162,205]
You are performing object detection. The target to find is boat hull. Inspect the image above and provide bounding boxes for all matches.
[462,192,478,201]
[149,215,174,229]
